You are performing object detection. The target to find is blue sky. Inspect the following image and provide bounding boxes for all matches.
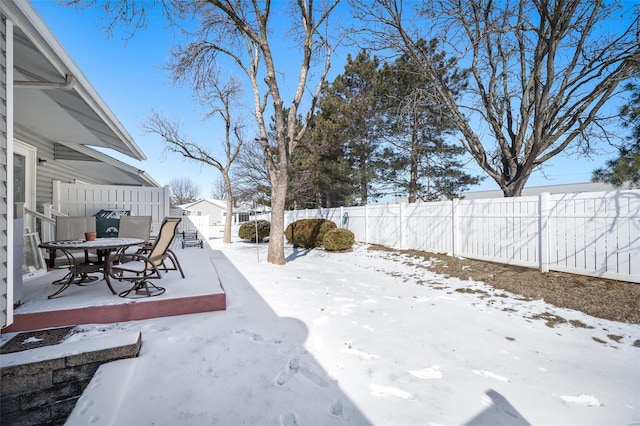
[32,1,628,199]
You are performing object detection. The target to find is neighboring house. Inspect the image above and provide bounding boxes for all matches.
[1,1,157,328]
[178,199,227,225]
[460,182,622,200]
[177,199,270,225]
[393,182,623,204]
[233,200,270,223]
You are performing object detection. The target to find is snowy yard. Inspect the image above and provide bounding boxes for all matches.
[40,229,640,425]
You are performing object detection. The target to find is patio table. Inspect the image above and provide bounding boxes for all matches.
[39,238,144,299]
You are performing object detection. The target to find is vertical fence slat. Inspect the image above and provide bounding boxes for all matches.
[539,193,549,273]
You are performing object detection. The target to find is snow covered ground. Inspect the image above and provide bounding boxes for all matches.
[11,228,640,425]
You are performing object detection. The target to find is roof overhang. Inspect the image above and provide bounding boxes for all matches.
[53,142,160,187]
[3,0,147,162]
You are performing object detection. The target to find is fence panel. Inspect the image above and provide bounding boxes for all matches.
[323,207,342,224]
[53,181,171,227]
[344,206,366,241]
[367,204,401,248]
[404,201,453,253]
[455,197,539,268]
[548,191,640,281]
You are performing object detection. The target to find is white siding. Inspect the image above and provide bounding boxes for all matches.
[1,14,10,327]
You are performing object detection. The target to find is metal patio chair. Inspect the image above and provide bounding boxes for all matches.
[117,215,152,253]
[105,217,185,298]
[49,216,98,269]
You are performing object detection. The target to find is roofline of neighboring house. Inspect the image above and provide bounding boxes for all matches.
[3,0,146,161]
[179,199,227,210]
[461,181,623,198]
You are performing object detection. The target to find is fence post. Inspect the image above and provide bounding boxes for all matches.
[452,198,460,256]
[42,204,54,242]
[364,204,369,244]
[539,192,550,273]
[52,180,62,213]
[163,185,171,219]
[399,202,406,250]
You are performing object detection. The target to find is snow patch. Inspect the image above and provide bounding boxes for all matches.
[369,384,413,399]
[561,394,602,406]
[409,365,443,380]
[472,369,510,383]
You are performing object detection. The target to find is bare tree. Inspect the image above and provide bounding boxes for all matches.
[353,0,640,196]
[64,1,340,263]
[169,177,200,205]
[210,176,227,200]
[170,1,340,264]
[146,75,245,244]
[231,137,271,205]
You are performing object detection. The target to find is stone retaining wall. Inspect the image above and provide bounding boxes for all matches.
[1,334,141,425]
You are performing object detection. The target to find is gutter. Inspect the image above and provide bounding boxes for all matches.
[14,74,76,90]
[4,0,147,162]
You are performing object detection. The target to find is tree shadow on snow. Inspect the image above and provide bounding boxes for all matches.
[208,249,373,425]
[285,247,313,262]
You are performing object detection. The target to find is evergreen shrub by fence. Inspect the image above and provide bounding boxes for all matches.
[238,220,271,242]
[285,219,337,248]
[323,229,355,251]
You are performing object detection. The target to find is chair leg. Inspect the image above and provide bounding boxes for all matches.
[167,249,186,278]
[118,279,166,298]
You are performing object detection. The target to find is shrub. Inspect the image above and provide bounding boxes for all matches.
[238,220,271,242]
[323,228,355,252]
[285,218,337,248]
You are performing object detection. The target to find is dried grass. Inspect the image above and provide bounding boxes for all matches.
[368,245,640,324]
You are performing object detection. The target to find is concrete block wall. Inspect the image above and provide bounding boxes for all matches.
[1,333,141,425]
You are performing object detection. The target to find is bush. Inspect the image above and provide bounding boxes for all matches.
[285,219,337,249]
[238,220,271,242]
[323,228,355,252]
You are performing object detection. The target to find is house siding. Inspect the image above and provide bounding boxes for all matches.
[182,200,226,225]
[14,132,124,213]
[1,13,9,327]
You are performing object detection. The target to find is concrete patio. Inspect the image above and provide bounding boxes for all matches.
[4,239,226,333]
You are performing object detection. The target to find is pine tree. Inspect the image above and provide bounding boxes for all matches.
[592,77,640,188]
[379,39,481,201]
[290,109,355,208]
[319,50,388,205]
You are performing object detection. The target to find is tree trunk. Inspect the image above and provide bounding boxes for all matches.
[408,110,420,203]
[500,174,529,197]
[267,171,288,265]
[359,145,368,204]
[223,173,233,243]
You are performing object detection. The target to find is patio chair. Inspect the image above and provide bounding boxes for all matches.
[105,217,185,298]
[49,216,98,269]
[117,215,152,253]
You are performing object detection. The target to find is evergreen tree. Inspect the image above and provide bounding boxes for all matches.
[592,77,640,188]
[379,39,481,201]
[319,50,388,205]
[290,108,355,208]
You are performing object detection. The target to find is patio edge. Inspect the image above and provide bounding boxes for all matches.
[2,292,226,333]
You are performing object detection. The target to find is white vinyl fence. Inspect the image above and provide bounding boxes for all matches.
[52,180,171,234]
[277,190,640,283]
